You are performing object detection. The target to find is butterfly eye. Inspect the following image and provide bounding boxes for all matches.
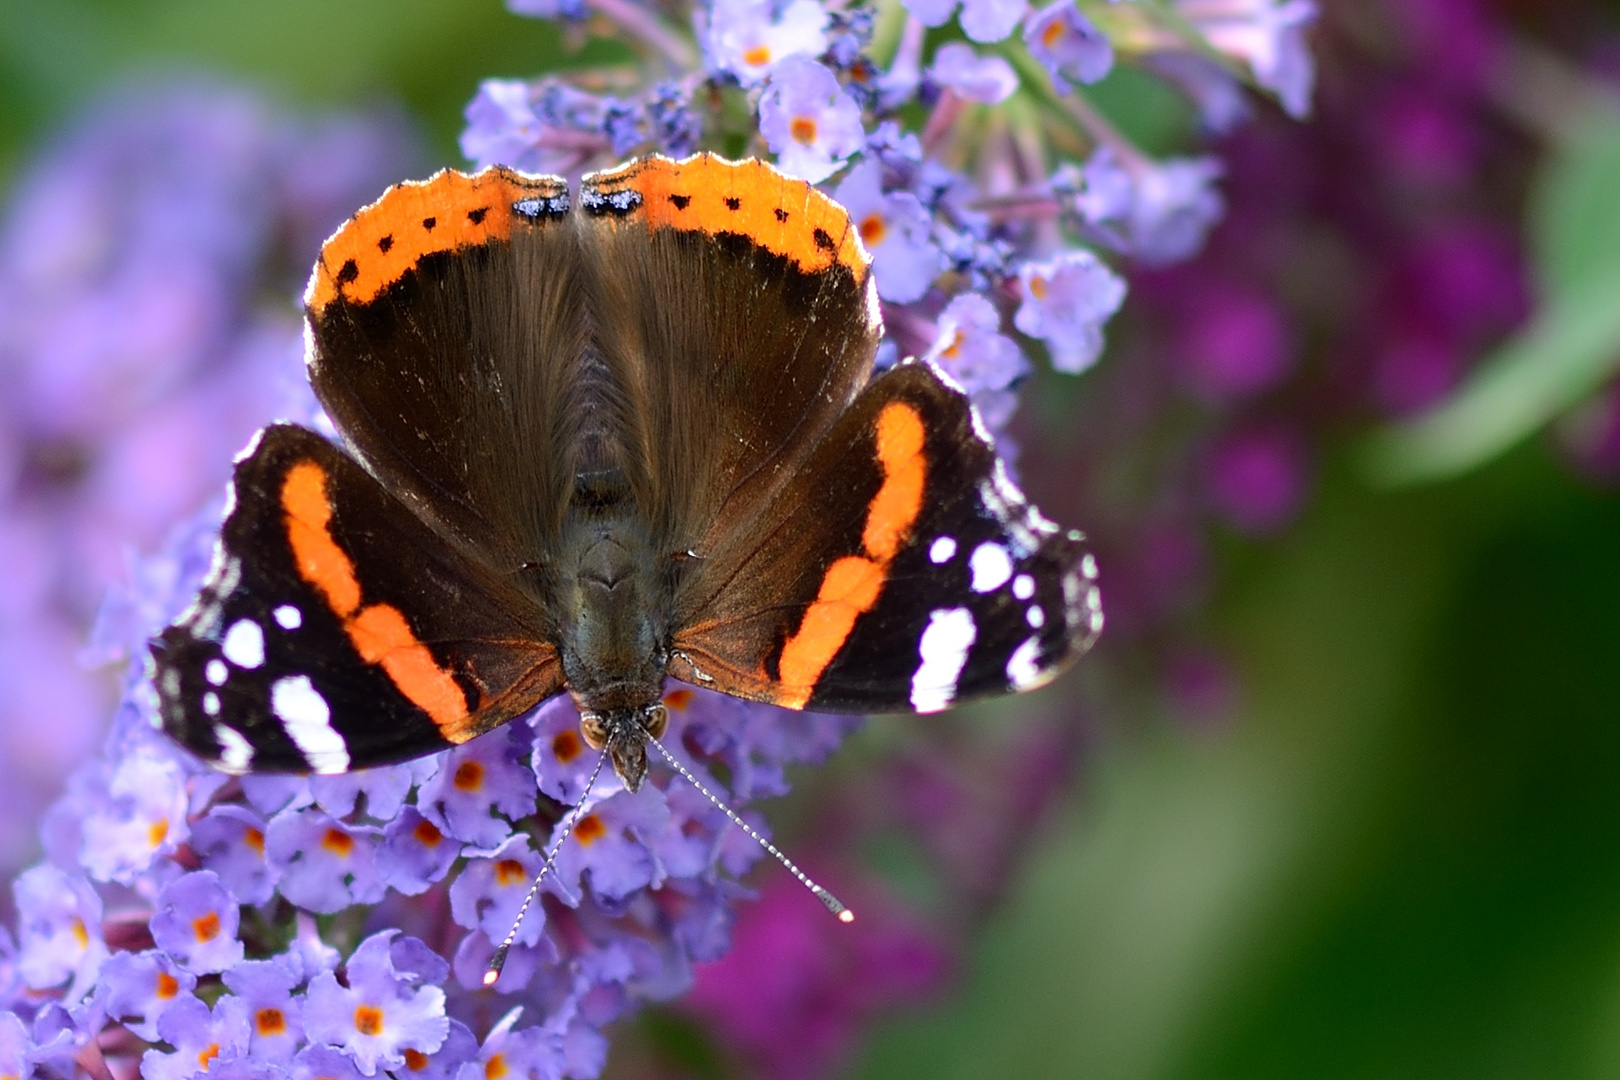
[578,710,608,750]
[643,703,668,739]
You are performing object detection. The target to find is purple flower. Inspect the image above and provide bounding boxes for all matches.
[508,0,588,19]
[704,0,829,85]
[1174,282,1294,402]
[393,1019,476,1080]
[303,931,449,1075]
[460,79,610,174]
[142,994,253,1080]
[903,0,1027,43]
[758,58,866,184]
[1206,425,1309,534]
[94,948,198,1041]
[417,726,537,848]
[1073,147,1225,266]
[265,807,386,914]
[291,1045,370,1080]
[311,760,429,821]
[1174,0,1318,118]
[77,745,190,884]
[13,864,106,999]
[222,954,307,1062]
[833,160,943,304]
[925,293,1030,399]
[448,834,550,947]
[549,786,670,904]
[378,805,463,896]
[1023,0,1113,91]
[1014,250,1127,373]
[150,870,245,974]
[929,42,1019,104]
[467,1007,566,1080]
[190,804,277,904]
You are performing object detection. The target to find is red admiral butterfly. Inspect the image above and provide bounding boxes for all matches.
[149,154,1103,798]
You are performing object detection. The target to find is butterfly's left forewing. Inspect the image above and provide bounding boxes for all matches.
[151,425,564,774]
[671,359,1102,714]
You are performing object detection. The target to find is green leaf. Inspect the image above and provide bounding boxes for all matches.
[1362,110,1620,486]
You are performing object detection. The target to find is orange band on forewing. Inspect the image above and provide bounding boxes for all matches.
[863,404,926,561]
[279,461,470,731]
[588,155,868,280]
[307,168,559,312]
[775,401,928,706]
[348,604,470,726]
[282,462,362,618]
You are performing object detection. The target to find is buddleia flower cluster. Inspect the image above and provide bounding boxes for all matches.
[0,2,1325,1077]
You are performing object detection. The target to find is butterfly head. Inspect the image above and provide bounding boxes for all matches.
[578,702,668,791]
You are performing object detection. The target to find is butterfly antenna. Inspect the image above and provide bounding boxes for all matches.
[483,750,608,986]
[645,731,854,924]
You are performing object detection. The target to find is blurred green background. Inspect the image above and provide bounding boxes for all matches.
[5,1,1620,1077]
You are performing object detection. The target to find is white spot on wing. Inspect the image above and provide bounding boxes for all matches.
[1007,637,1044,689]
[1013,574,1035,600]
[271,675,349,774]
[1081,554,1098,580]
[206,659,229,687]
[970,543,1013,593]
[274,605,303,630]
[929,536,957,564]
[1027,605,1045,628]
[911,608,977,713]
[222,620,265,669]
[203,691,220,716]
[212,724,255,774]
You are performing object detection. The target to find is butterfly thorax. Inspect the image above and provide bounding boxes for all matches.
[553,469,672,790]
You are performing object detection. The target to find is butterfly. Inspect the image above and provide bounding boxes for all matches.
[149,154,1103,793]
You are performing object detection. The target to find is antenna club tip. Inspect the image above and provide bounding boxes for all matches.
[483,943,511,987]
[838,909,855,924]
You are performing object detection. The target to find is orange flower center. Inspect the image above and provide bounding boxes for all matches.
[485,1052,510,1080]
[191,911,221,943]
[790,117,818,145]
[156,971,180,1000]
[413,819,444,847]
[454,761,484,791]
[197,1043,221,1069]
[354,1005,385,1037]
[575,814,607,846]
[148,819,170,849]
[321,828,354,857]
[663,689,694,711]
[244,827,265,855]
[1041,18,1065,46]
[495,859,528,886]
[404,1050,430,1071]
[859,214,887,246]
[742,45,772,67]
[256,1008,287,1036]
[551,730,582,764]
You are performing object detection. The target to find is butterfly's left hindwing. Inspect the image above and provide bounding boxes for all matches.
[150,424,564,774]
[671,359,1102,714]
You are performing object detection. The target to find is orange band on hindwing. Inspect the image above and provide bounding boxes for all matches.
[776,402,928,706]
[279,461,473,736]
